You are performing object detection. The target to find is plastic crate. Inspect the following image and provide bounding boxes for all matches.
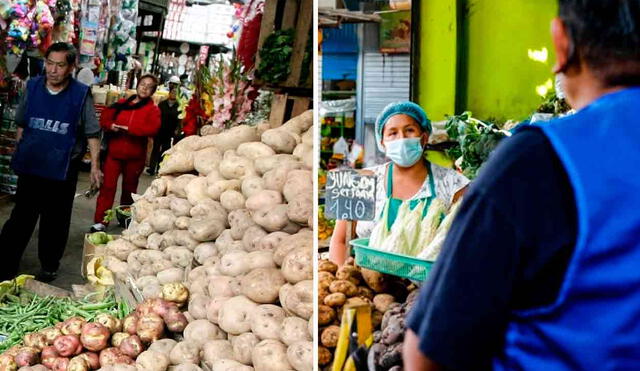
[349,238,434,282]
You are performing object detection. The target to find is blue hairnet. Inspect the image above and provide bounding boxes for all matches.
[375,101,431,152]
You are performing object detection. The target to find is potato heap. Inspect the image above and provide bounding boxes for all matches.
[367,290,420,371]
[318,258,417,370]
[101,110,314,371]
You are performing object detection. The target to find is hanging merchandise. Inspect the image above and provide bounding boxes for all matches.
[79,20,98,56]
[51,0,76,44]
[236,0,264,70]
[2,0,61,57]
[5,0,32,56]
[106,0,137,72]
[30,0,55,52]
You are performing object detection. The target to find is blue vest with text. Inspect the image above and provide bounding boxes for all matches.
[11,76,88,181]
[493,87,640,370]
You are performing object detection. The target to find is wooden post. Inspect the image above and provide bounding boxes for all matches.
[285,0,312,87]
[281,0,298,29]
[255,0,278,68]
[269,93,289,128]
[291,97,311,117]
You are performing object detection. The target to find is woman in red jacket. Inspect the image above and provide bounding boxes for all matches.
[91,74,161,231]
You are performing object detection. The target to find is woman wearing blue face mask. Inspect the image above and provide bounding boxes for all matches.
[329,101,469,266]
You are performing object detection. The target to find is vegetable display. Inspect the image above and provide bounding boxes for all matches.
[367,289,420,371]
[318,258,415,369]
[0,291,129,353]
[318,205,335,242]
[255,29,294,84]
[367,198,462,262]
[444,112,510,179]
[98,110,314,371]
[0,298,187,370]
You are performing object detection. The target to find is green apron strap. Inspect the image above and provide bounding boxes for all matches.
[421,163,436,218]
[386,162,394,198]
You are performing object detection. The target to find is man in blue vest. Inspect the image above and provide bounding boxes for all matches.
[0,43,103,283]
[403,1,640,370]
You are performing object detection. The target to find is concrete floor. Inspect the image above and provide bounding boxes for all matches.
[0,170,153,291]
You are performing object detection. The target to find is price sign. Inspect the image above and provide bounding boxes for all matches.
[324,170,376,221]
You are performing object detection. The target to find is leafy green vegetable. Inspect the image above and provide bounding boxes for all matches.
[444,112,510,179]
[537,90,571,115]
[256,29,295,84]
[88,232,110,245]
[102,209,114,224]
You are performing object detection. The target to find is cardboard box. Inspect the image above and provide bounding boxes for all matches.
[81,233,112,278]
[23,278,73,298]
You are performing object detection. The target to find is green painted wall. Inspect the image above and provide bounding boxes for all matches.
[416,0,558,122]
[463,0,558,121]
[415,0,458,121]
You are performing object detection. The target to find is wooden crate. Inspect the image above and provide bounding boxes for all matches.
[256,0,313,89]
[269,93,313,128]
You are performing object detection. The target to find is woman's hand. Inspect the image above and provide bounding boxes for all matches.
[329,219,354,266]
[111,124,129,132]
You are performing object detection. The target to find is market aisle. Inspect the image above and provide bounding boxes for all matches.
[0,170,153,290]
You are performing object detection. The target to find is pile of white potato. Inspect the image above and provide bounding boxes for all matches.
[102,110,314,371]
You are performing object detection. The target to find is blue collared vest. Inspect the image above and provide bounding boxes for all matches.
[494,87,640,370]
[11,76,88,181]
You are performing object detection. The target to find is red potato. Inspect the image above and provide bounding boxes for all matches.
[41,346,59,360]
[52,357,70,371]
[135,301,154,317]
[61,317,87,336]
[162,308,188,333]
[78,352,100,369]
[99,348,124,367]
[14,347,40,367]
[122,313,139,335]
[0,355,16,370]
[148,298,179,318]
[17,365,49,371]
[80,322,111,352]
[95,313,123,334]
[67,356,90,371]
[119,335,144,358]
[23,333,47,350]
[3,346,20,358]
[42,357,57,369]
[53,335,83,357]
[136,313,165,343]
[40,327,63,346]
[111,333,131,347]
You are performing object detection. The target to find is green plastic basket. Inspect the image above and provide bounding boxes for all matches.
[349,238,434,282]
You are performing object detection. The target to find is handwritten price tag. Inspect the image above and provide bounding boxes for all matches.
[324,170,376,221]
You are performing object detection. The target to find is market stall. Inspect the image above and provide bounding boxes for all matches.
[0,0,314,368]
[318,89,572,370]
[0,100,314,371]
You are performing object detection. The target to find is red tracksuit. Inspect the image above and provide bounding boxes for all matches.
[94,99,161,224]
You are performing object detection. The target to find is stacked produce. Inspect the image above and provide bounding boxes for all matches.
[367,290,419,371]
[317,205,334,242]
[99,110,314,371]
[368,198,462,262]
[0,290,128,353]
[0,296,189,370]
[318,258,416,370]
